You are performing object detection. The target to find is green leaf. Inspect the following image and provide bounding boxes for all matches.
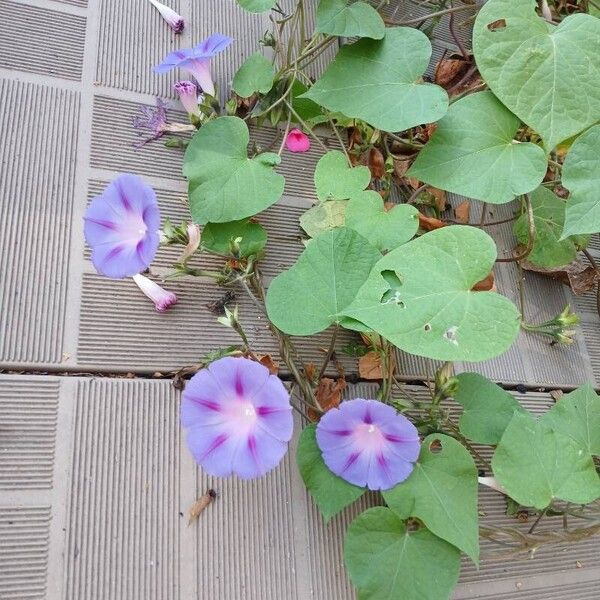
[383,434,479,564]
[343,226,521,362]
[316,0,385,39]
[266,227,381,335]
[290,81,323,122]
[302,27,448,132]
[562,124,600,237]
[541,383,600,456]
[183,116,285,224]
[314,151,371,201]
[232,52,275,97]
[514,186,588,268]
[299,200,347,238]
[344,507,461,600]
[473,0,600,151]
[236,0,276,12]
[453,373,526,445]
[492,411,600,509]
[345,191,419,251]
[407,91,546,204]
[201,219,267,258]
[297,425,365,521]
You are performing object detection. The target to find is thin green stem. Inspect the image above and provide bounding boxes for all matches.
[384,4,476,26]
[317,325,339,381]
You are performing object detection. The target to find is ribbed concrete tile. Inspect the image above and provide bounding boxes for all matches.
[0,378,59,490]
[0,0,85,81]
[0,79,79,365]
[1,375,600,600]
[96,0,181,97]
[0,505,52,600]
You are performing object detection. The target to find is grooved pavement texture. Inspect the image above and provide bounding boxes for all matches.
[2,376,600,600]
[1,0,600,598]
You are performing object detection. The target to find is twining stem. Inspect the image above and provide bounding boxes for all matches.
[317,325,339,381]
[277,111,293,156]
[384,4,476,26]
[443,418,492,472]
[497,194,535,263]
[406,183,429,204]
[327,116,351,164]
[528,506,549,534]
[479,202,488,226]
[448,0,469,60]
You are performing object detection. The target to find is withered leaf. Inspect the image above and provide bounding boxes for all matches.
[368,147,385,179]
[309,377,346,421]
[454,201,471,224]
[521,258,599,295]
[435,57,470,88]
[257,353,279,375]
[472,272,496,292]
[188,489,217,525]
[358,350,395,380]
[418,212,448,231]
[429,187,447,212]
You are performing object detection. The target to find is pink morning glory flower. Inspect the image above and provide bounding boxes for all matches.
[132,273,177,312]
[285,128,310,153]
[148,0,184,33]
[154,34,233,97]
[316,399,420,491]
[174,80,201,118]
[181,357,293,479]
[84,174,161,279]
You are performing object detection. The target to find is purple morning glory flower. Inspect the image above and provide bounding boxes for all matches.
[174,80,201,118]
[154,34,233,97]
[132,274,177,312]
[316,399,420,491]
[181,357,293,479]
[148,0,184,33]
[132,97,169,148]
[84,174,160,279]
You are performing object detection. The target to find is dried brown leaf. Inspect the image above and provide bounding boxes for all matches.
[472,272,496,292]
[521,258,599,296]
[358,351,395,380]
[308,377,346,421]
[368,147,385,179]
[257,354,279,375]
[454,201,471,224]
[418,213,448,231]
[429,187,447,212]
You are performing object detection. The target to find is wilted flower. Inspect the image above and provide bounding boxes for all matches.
[216,305,239,329]
[177,222,201,264]
[181,357,293,479]
[285,128,310,153]
[154,34,233,97]
[148,0,184,33]
[84,174,160,278]
[132,97,169,147]
[174,80,201,118]
[316,399,420,491]
[132,273,177,312]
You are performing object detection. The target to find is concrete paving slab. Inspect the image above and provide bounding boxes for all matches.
[2,375,600,599]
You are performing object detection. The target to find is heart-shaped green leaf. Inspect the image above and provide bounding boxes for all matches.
[300,201,347,238]
[316,0,385,39]
[314,150,371,201]
[343,226,521,361]
[297,425,365,521]
[266,227,381,336]
[236,0,276,12]
[541,384,600,456]
[344,507,461,600]
[514,186,587,268]
[345,191,419,251]
[302,27,448,132]
[453,373,526,445]
[383,434,479,564]
[492,411,600,509]
[407,91,547,204]
[183,116,285,224]
[473,0,600,151]
[561,124,600,237]
[201,219,267,258]
[232,52,275,97]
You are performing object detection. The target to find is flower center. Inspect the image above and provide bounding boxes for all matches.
[354,422,385,452]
